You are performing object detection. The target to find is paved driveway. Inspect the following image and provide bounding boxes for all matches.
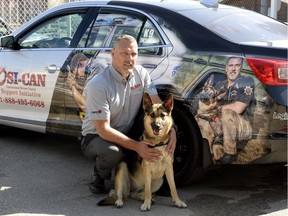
[0,127,287,216]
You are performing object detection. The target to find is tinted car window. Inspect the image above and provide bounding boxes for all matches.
[138,19,164,55]
[181,8,287,44]
[79,12,143,48]
[18,13,84,48]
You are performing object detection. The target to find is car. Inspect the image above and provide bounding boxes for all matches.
[0,17,12,37]
[0,0,287,186]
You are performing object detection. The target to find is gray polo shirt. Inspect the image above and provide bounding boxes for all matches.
[81,65,157,136]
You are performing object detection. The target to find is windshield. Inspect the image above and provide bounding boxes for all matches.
[181,8,287,46]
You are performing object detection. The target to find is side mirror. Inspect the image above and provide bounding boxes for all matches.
[0,35,17,49]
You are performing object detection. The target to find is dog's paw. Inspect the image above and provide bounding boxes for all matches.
[212,144,224,160]
[174,200,187,208]
[115,200,123,208]
[140,202,151,211]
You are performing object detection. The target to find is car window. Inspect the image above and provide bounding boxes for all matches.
[18,13,84,48]
[182,8,287,44]
[79,11,142,48]
[138,19,164,55]
[78,9,164,55]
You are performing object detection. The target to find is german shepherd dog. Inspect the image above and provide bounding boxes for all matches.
[194,75,226,162]
[98,92,187,211]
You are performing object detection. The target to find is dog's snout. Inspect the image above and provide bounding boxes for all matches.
[152,122,161,130]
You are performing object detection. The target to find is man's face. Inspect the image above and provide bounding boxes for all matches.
[226,58,242,83]
[111,39,138,75]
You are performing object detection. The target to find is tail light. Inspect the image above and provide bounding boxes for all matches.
[246,57,288,86]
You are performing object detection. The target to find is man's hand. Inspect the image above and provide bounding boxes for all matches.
[67,72,77,89]
[67,72,84,92]
[166,127,177,157]
[136,141,162,163]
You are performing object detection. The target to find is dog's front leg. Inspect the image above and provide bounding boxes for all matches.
[165,165,187,208]
[141,164,152,211]
[114,162,129,208]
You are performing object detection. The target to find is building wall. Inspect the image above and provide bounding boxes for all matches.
[222,0,287,23]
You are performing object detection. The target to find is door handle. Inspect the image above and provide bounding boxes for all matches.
[45,64,61,73]
[142,64,157,69]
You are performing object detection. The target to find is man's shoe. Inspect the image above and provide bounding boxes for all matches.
[89,172,105,194]
[219,153,237,164]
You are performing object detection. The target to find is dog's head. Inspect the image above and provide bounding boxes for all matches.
[143,92,173,138]
[197,74,226,112]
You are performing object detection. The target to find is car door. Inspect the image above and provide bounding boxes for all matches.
[78,7,170,73]
[0,8,92,133]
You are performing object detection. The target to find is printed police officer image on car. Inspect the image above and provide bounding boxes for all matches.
[0,0,287,186]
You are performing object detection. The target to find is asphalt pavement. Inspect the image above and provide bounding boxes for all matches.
[0,127,287,216]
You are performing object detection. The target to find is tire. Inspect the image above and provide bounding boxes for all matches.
[172,103,206,186]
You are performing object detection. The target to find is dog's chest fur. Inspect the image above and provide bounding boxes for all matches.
[142,146,172,179]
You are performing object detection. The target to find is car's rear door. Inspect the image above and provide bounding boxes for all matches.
[58,6,171,134]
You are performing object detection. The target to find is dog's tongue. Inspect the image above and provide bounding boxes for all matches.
[153,129,160,135]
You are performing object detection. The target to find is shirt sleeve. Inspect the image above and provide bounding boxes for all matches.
[86,75,110,121]
[139,66,158,95]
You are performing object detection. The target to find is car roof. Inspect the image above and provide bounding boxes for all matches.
[13,0,233,35]
[60,0,232,11]
[41,0,233,14]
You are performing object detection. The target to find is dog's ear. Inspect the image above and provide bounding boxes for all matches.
[163,93,173,113]
[216,85,227,100]
[143,92,153,112]
[204,74,214,87]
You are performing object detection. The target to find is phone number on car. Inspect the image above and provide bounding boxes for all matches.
[0,97,45,107]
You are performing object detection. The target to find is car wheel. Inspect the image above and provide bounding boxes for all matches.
[172,104,206,186]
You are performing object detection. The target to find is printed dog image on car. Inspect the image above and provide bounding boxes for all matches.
[0,0,287,187]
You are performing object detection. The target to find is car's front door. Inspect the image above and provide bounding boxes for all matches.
[0,10,89,133]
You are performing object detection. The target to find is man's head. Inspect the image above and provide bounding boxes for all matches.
[70,53,89,79]
[225,57,243,84]
[111,35,138,77]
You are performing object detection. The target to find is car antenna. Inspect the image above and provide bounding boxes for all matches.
[200,0,221,8]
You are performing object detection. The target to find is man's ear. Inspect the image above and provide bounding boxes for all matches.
[111,48,115,58]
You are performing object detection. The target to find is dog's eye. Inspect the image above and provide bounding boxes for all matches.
[160,113,166,119]
[150,113,155,118]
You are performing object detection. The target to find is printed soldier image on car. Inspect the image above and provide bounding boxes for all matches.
[189,57,268,165]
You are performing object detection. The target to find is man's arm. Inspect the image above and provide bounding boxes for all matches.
[93,120,162,162]
[222,101,248,114]
[71,85,86,112]
[149,94,162,104]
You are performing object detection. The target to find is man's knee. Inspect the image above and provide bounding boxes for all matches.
[99,145,124,167]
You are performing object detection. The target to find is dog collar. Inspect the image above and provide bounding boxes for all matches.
[148,138,169,148]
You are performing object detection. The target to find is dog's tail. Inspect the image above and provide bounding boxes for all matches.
[97,189,117,206]
[97,197,117,206]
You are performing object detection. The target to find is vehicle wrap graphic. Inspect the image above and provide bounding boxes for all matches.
[0,67,47,108]
[45,48,274,165]
[170,54,272,165]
